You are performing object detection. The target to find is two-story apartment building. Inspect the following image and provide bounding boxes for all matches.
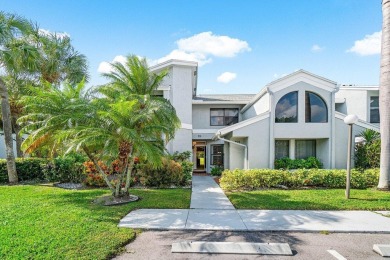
[0,59,379,169]
[149,59,380,172]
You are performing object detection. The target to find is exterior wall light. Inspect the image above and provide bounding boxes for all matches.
[343,114,358,199]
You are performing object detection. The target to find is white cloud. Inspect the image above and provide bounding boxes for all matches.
[311,44,324,52]
[347,31,381,56]
[97,55,127,74]
[155,49,212,66]
[177,31,251,58]
[154,31,251,67]
[217,72,237,83]
[38,28,70,39]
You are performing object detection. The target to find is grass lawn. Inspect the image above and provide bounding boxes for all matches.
[0,185,190,260]
[226,188,390,210]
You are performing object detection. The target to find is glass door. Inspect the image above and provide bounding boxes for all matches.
[196,146,206,170]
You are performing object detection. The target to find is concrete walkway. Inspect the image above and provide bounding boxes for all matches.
[119,176,390,232]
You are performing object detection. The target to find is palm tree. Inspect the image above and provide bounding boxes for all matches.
[378,0,390,190]
[0,12,37,183]
[20,56,180,197]
[33,31,89,85]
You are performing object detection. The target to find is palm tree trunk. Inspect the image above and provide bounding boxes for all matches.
[82,146,116,192]
[0,77,18,183]
[379,0,390,190]
[12,117,23,158]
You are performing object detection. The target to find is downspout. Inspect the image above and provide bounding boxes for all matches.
[267,87,275,168]
[216,133,248,169]
[330,87,339,168]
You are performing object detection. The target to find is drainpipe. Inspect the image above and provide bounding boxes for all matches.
[216,133,248,169]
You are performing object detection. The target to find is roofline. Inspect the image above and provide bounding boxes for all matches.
[267,69,337,86]
[240,87,268,113]
[215,111,270,137]
[335,112,380,131]
[192,101,250,105]
[149,59,198,71]
[338,85,379,91]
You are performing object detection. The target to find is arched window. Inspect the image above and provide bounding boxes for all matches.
[305,92,328,123]
[275,91,298,123]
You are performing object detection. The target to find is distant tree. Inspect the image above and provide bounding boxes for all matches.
[379,0,390,190]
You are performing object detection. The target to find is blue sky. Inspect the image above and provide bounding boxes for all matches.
[1,0,382,94]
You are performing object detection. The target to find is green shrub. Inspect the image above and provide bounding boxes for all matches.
[135,158,186,187]
[274,157,322,169]
[210,165,224,176]
[0,158,48,183]
[0,155,87,184]
[180,160,193,183]
[42,157,85,183]
[220,168,380,191]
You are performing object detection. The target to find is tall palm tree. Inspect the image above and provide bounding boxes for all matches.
[378,0,390,190]
[0,12,37,183]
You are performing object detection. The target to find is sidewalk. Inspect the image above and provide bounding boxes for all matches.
[118,176,390,232]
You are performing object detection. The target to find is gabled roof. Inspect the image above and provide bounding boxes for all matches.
[193,94,255,104]
[335,112,380,132]
[215,111,270,137]
[241,69,338,113]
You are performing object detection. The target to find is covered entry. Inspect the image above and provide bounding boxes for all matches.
[193,141,206,171]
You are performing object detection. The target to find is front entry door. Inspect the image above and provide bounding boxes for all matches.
[195,146,206,171]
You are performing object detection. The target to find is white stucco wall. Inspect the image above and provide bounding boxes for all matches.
[232,118,270,168]
[0,134,18,159]
[242,93,270,120]
[229,137,246,170]
[335,88,379,123]
[334,118,366,169]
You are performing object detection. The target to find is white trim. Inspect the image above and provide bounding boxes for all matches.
[149,59,198,71]
[269,73,337,93]
[181,123,193,130]
[192,100,250,105]
[157,85,171,91]
[268,69,337,86]
[338,85,379,91]
[335,98,345,104]
[241,88,268,113]
[216,112,270,137]
[193,129,218,134]
[335,112,380,131]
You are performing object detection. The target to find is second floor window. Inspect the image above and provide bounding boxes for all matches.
[210,108,239,126]
[275,91,298,123]
[370,96,380,123]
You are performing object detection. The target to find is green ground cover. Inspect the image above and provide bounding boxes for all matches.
[0,185,190,259]
[226,188,390,210]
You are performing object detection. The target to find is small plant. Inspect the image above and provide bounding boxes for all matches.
[210,165,224,176]
[274,157,322,169]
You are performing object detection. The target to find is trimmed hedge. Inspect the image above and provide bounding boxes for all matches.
[0,158,48,183]
[220,168,380,191]
[0,157,85,184]
[274,157,322,169]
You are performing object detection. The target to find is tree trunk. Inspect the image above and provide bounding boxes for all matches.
[0,77,18,183]
[379,0,390,190]
[82,146,116,192]
[12,117,23,158]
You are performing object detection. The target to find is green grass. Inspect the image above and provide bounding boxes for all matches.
[0,185,190,260]
[226,188,390,210]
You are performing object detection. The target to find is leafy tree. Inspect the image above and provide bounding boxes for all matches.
[355,129,381,170]
[379,0,390,190]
